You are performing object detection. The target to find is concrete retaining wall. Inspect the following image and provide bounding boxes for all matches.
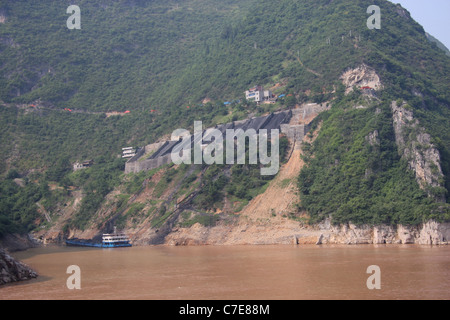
[125,110,310,174]
[125,154,173,174]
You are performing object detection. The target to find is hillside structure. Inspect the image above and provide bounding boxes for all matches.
[73,160,93,171]
[245,85,276,104]
[122,147,137,159]
[125,109,313,174]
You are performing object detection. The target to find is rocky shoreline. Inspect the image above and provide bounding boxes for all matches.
[316,219,450,245]
[164,219,450,246]
[5,218,449,252]
[0,233,40,286]
[0,220,447,286]
[0,248,38,285]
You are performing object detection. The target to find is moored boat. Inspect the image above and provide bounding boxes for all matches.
[65,231,132,248]
[101,233,132,248]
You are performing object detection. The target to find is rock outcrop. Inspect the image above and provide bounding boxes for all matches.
[391,101,445,201]
[0,233,40,252]
[317,219,450,245]
[0,248,38,285]
[0,9,7,24]
[340,64,383,94]
[165,218,450,246]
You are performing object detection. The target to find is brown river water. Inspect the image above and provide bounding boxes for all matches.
[0,245,449,300]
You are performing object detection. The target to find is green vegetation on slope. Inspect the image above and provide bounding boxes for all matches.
[0,0,449,235]
[299,95,450,226]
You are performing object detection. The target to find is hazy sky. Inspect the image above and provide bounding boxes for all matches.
[389,0,450,49]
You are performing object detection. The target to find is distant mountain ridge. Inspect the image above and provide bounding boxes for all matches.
[425,32,450,56]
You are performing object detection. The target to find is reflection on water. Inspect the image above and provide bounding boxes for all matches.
[1,245,449,300]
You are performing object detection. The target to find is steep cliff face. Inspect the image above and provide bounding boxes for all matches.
[391,101,446,201]
[165,219,450,246]
[317,219,450,245]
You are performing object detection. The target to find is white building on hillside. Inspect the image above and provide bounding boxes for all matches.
[245,85,275,104]
[122,147,137,159]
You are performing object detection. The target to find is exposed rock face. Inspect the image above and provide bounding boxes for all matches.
[391,101,445,201]
[165,219,450,246]
[365,130,380,146]
[418,220,450,245]
[0,248,38,285]
[394,4,410,19]
[317,219,450,245]
[340,64,383,94]
[0,10,7,24]
[0,233,40,252]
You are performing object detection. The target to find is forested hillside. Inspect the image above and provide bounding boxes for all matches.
[0,0,449,239]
